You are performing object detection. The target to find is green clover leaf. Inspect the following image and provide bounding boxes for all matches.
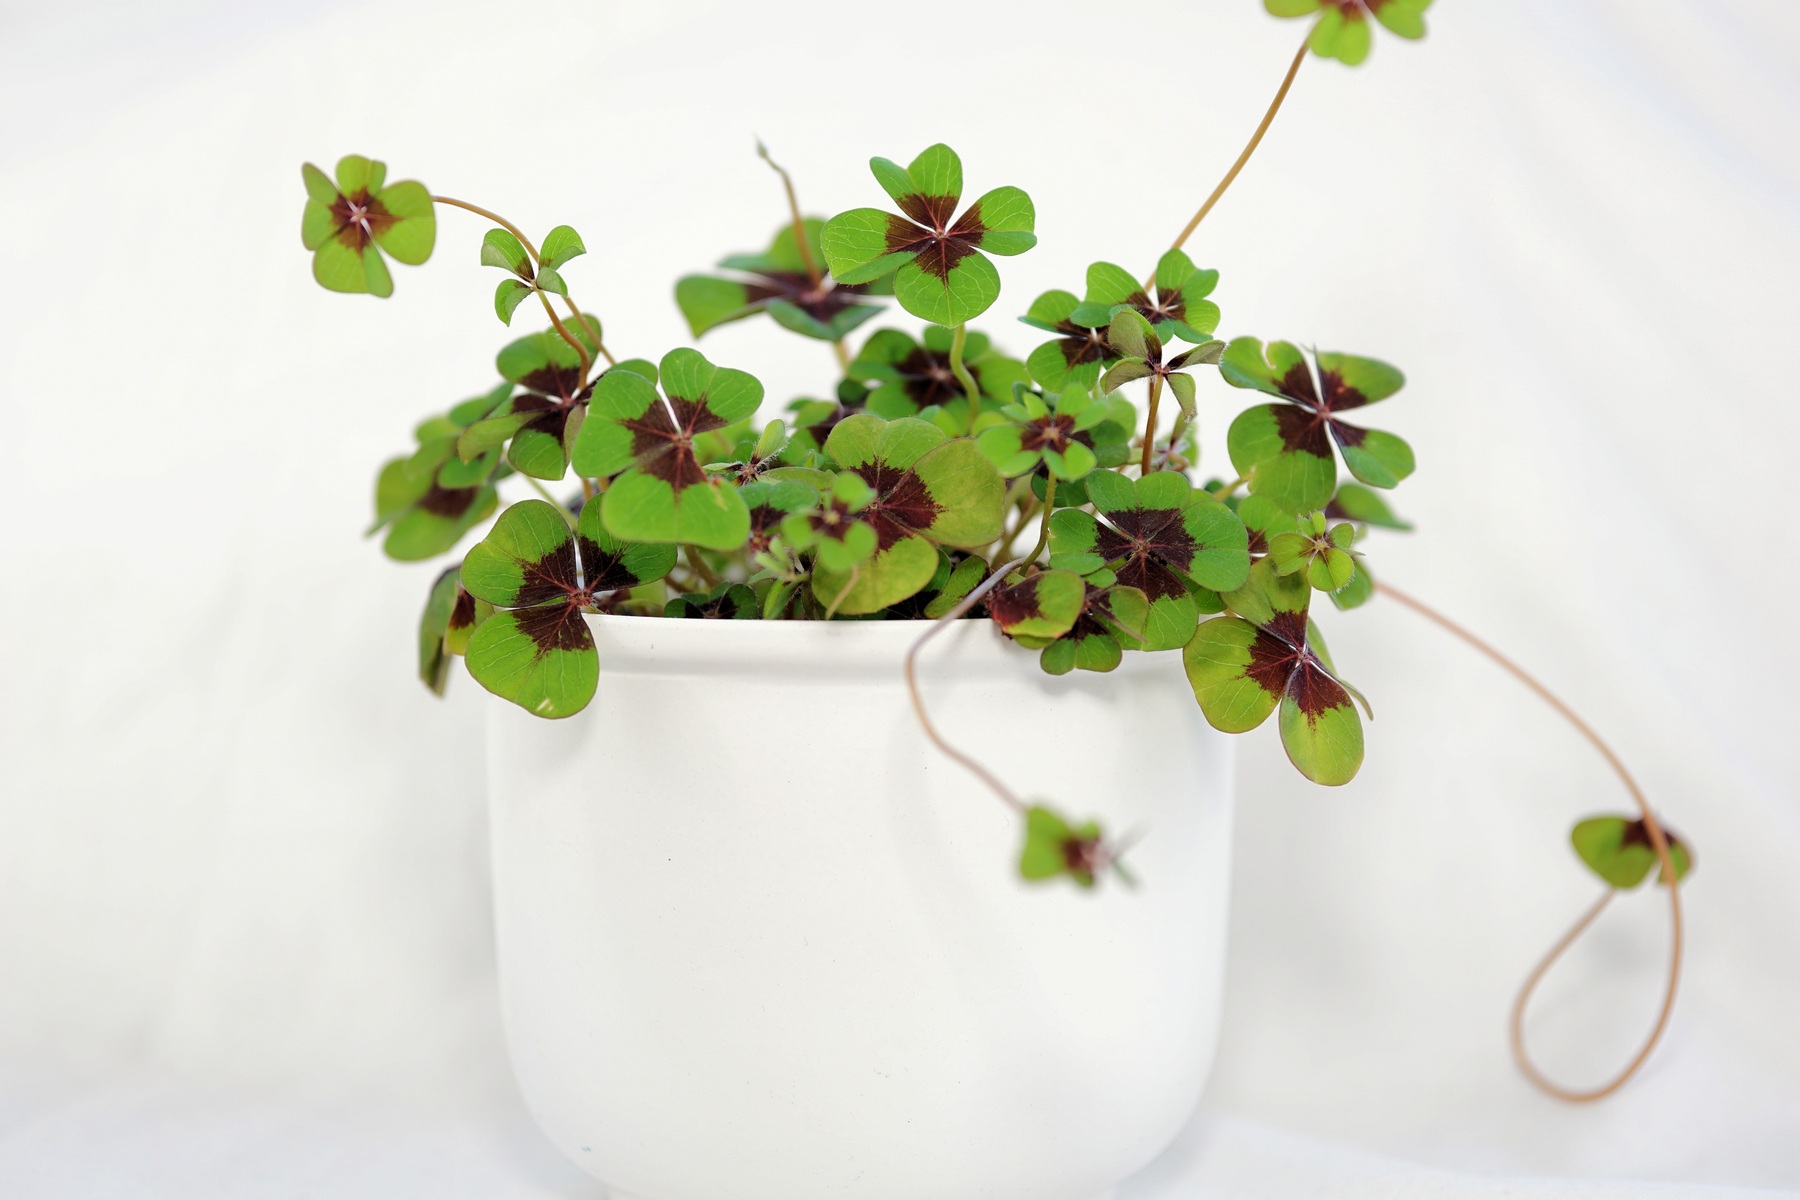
[1019,288,1118,391]
[677,219,890,342]
[821,143,1035,327]
[975,381,1119,481]
[1222,338,1414,514]
[370,383,512,561]
[1029,583,1152,675]
[300,155,435,297]
[456,324,607,481]
[418,566,495,695]
[808,413,1006,614]
[460,498,677,717]
[1100,309,1225,455]
[1266,0,1432,67]
[849,325,1029,426]
[1326,481,1413,530]
[781,473,881,573]
[1183,560,1365,785]
[1018,805,1127,889]
[1570,816,1694,890]
[1048,469,1250,650]
[1068,251,1221,345]
[570,348,763,550]
[1266,511,1359,592]
[987,569,1086,641]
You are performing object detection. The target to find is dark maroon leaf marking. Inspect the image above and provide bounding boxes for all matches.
[1054,320,1112,371]
[513,601,591,652]
[1240,608,1347,720]
[740,269,873,324]
[448,586,479,632]
[891,345,982,409]
[418,483,482,518]
[988,575,1045,632]
[1095,507,1197,602]
[624,396,728,490]
[514,537,580,608]
[1618,818,1690,864]
[804,497,863,543]
[883,195,988,282]
[328,189,396,251]
[849,463,943,550]
[1266,360,1378,457]
[1019,413,1079,453]
[745,503,785,554]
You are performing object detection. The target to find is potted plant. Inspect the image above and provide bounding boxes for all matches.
[301,3,1694,1195]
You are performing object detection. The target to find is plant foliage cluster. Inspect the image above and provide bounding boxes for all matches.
[304,0,1692,909]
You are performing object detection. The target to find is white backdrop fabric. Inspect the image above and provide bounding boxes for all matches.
[2,0,1797,1195]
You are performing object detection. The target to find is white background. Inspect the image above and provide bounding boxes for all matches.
[2,0,1798,1195]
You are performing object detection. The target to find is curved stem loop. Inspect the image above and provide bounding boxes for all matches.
[1375,579,1684,1103]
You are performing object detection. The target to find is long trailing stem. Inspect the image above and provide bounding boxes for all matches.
[1375,579,1684,1103]
[1140,375,1164,475]
[1147,36,1308,289]
[903,557,1031,814]
[948,324,982,436]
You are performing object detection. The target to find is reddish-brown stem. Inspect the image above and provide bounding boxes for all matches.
[1140,375,1163,475]
[1147,36,1309,290]
[1375,579,1684,1102]
[433,194,605,378]
[904,557,1030,815]
[756,141,824,289]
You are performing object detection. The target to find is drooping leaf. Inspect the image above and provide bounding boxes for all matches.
[1571,816,1694,889]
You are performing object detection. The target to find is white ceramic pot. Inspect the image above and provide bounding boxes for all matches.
[486,613,1235,1200]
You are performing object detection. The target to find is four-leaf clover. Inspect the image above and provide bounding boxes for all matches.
[976,382,1127,481]
[1183,561,1365,785]
[821,143,1036,327]
[1222,337,1414,514]
[300,155,435,296]
[371,384,511,561]
[1266,0,1432,67]
[460,499,677,717]
[571,348,763,549]
[1050,469,1250,649]
[458,323,610,480]
[809,414,1005,613]
[1070,251,1221,345]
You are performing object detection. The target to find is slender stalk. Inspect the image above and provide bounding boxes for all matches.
[832,339,852,376]
[560,297,616,368]
[824,564,859,620]
[757,140,824,289]
[1025,476,1057,566]
[684,544,722,590]
[433,195,603,377]
[521,475,574,527]
[434,195,540,260]
[1145,36,1309,289]
[1211,473,1248,501]
[536,290,591,379]
[903,557,1031,814]
[1140,375,1164,475]
[948,324,982,436]
[1375,579,1684,1103]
